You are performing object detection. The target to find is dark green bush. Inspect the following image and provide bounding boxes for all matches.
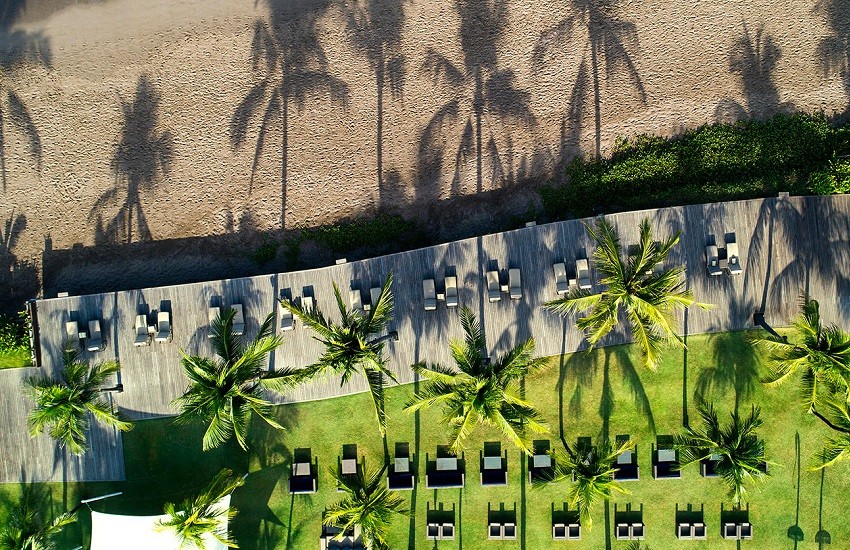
[250,238,280,266]
[0,313,30,358]
[541,112,848,220]
[308,214,427,254]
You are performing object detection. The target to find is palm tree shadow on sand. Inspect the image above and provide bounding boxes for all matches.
[415,0,535,209]
[0,0,51,191]
[815,0,850,120]
[90,74,174,244]
[230,0,349,230]
[342,0,408,207]
[533,0,646,159]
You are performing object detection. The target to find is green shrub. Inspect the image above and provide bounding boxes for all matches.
[541,112,844,220]
[250,238,280,266]
[807,157,850,195]
[0,313,31,368]
[308,214,427,254]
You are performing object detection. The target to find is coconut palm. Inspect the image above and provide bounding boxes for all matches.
[0,487,75,550]
[812,400,850,469]
[545,217,708,370]
[324,461,407,550]
[405,306,549,455]
[173,309,301,451]
[752,295,850,414]
[158,468,244,549]
[548,437,632,530]
[675,396,768,505]
[280,273,397,435]
[25,347,131,455]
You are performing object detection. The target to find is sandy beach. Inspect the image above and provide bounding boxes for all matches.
[0,0,848,302]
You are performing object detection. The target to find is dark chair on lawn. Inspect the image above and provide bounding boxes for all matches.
[480,441,508,486]
[614,503,645,540]
[426,446,465,489]
[388,442,415,491]
[529,440,555,483]
[338,444,361,491]
[721,503,752,540]
[487,503,517,540]
[552,502,581,540]
[612,434,639,481]
[289,448,318,494]
[652,436,681,479]
[676,503,707,540]
[426,502,455,540]
[700,453,722,477]
[320,523,364,550]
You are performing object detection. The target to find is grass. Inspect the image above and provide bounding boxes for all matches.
[2,331,849,549]
[0,348,30,369]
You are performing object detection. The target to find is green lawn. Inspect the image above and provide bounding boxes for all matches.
[0,348,31,369]
[2,330,849,549]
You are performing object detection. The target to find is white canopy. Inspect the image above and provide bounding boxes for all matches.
[90,496,230,550]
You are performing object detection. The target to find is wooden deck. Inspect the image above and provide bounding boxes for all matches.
[10,194,850,483]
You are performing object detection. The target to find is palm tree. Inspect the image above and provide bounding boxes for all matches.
[26,347,131,455]
[158,468,244,549]
[752,295,850,415]
[545,217,708,370]
[675,397,768,505]
[324,461,407,550]
[0,487,75,550]
[405,306,549,454]
[812,400,850,469]
[548,437,631,530]
[173,309,301,451]
[280,273,397,435]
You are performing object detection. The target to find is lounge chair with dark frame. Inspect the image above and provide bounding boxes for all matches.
[445,275,459,308]
[552,503,581,541]
[652,436,681,479]
[423,279,437,311]
[388,442,415,491]
[614,503,645,540]
[86,320,104,352]
[480,442,508,486]
[289,448,318,494]
[426,446,465,489]
[700,453,722,477]
[426,503,456,541]
[320,523,363,550]
[529,440,555,482]
[676,503,707,540]
[612,434,639,481]
[721,503,752,540]
[338,444,360,491]
[726,240,743,275]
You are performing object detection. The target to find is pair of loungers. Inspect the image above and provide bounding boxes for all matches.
[706,238,743,276]
[423,276,459,310]
[349,286,383,312]
[65,319,105,352]
[134,312,172,346]
[207,304,244,337]
[487,268,522,302]
[553,259,592,294]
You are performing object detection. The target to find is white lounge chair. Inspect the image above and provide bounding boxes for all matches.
[134,314,149,346]
[487,270,501,302]
[370,286,382,308]
[279,301,294,332]
[65,321,80,349]
[155,311,171,343]
[232,304,245,336]
[509,268,522,299]
[726,242,743,275]
[445,276,459,308]
[349,288,363,312]
[553,262,569,294]
[302,295,314,312]
[87,320,104,352]
[706,245,722,276]
[207,306,220,338]
[576,259,592,290]
[423,279,437,311]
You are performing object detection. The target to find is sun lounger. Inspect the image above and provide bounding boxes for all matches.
[576,259,592,290]
[653,439,681,479]
[155,311,171,343]
[423,279,437,311]
[370,286,382,309]
[279,301,294,332]
[388,443,415,490]
[508,268,522,299]
[289,448,318,494]
[486,270,501,302]
[553,262,569,294]
[232,304,245,336]
[302,295,314,312]
[726,241,743,275]
[207,306,220,338]
[706,245,722,276]
[349,288,363,312]
[86,320,104,352]
[445,276,458,307]
[65,321,80,349]
[134,314,149,346]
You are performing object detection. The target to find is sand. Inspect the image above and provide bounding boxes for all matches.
[0,0,848,302]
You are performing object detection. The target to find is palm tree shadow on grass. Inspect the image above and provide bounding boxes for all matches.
[0,0,51,192]
[694,332,760,414]
[230,0,349,230]
[416,0,535,208]
[90,74,174,244]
